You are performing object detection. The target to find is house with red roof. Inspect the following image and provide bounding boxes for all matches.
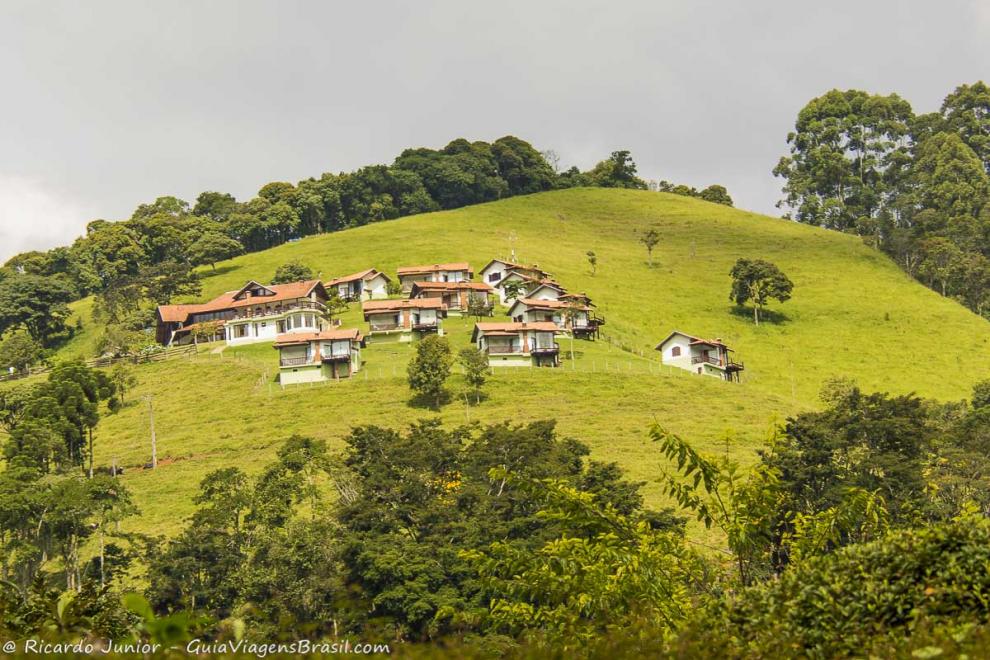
[507,298,604,338]
[325,268,391,301]
[471,321,560,367]
[361,298,446,341]
[655,330,744,382]
[273,328,365,384]
[396,262,473,293]
[409,281,494,316]
[155,279,330,347]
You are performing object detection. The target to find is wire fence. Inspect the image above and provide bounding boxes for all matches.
[0,344,197,383]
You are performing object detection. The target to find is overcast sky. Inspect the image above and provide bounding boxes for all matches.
[1,0,988,263]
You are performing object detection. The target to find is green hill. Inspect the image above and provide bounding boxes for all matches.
[35,188,990,538]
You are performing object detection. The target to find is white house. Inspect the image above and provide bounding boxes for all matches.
[409,281,494,316]
[274,328,365,385]
[155,279,330,347]
[325,269,391,301]
[396,262,473,293]
[361,298,446,341]
[471,322,560,367]
[655,331,744,382]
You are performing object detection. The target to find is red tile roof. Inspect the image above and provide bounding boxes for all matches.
[325,269,389,286]
[362,298,446,314]
[156,280,326,324]
[473,321,559,333]
[396,262,473,276]
[273,328,363,347]
[511,298,590,311]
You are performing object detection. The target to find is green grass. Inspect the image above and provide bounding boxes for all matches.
[36,188,990,540]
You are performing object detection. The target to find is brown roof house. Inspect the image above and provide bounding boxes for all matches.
[155,279,330,347]
[361,298,447,342]
[325,269,392,301]
[396,262,473,293]
[471,321,560,367]
[654,330,744,382]
[409,281,494,316]
[507,298,604,339]
[274,328,365,385]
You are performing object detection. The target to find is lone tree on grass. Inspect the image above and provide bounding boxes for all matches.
[408,335,453,408]
[586,250,598,276]
[729,258,794,325]
[640,229,660,267]
[271,260,314,284]
[502,280,525,303]
[458,347,489,404]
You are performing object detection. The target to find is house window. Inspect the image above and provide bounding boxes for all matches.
[671,346,681,357]
[488,272,501,282]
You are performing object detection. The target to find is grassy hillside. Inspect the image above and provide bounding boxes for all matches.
[37,188,990,538]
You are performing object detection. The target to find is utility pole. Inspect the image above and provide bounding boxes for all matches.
[144,395,157,469]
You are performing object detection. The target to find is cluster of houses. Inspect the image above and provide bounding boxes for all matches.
[154,259,742,385]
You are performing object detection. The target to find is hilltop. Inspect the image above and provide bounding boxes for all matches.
[37,188,990,537]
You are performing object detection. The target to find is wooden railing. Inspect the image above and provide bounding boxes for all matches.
[0,344,197,383]
[233,300,326,320]
[280,356,311,367]
[486,345,520,354]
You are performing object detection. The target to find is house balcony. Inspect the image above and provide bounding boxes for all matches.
[486,345,522,355]
[531,342,560,356]
[280,356,312,367]
[692,355,744,371]
[321,352,351,363]
[369,322,402,332]
[412,322,439,332]
[233,300,326,320]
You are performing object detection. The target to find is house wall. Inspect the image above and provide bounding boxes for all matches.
[660,334,695,372]
[481,262,513,286]
[225,311,321,346]
[365,275,389,299]
[528,286,561,301]
[280,364,324,385]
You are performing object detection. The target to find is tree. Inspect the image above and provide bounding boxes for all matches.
[192,191,238,221]
[319,292,349,327]
[939,81,990,173]
[0,328,42,375]
[917,237,966,297]
[0,274,76,346]
[271,260,314,285]
[501,279,526,303]
[407,335,452,408]
[699,184,734,206]
[458,347,488,403]
[773,89,914,231]
[138,261,202,306]
[729,258,794,325]
[910,132,989,219]
[587,150,647,189]
[586,250,598,276]
[640,229,660,267]
[109,364,137,406]
[187,232,243,270]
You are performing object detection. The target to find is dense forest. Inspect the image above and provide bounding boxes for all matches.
[2,364,990,655]
[775,81,990,314]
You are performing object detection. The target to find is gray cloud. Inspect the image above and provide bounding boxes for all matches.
[1,0,987,262]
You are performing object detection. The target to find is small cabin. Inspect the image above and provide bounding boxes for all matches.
[409,281,494,316]
[325,269,391,301]
[396,262,473,293]
[471,322,560,367]
[361,298,447,341]
[655,330,744,382]
[507,298,603,338]
[274,328,365,385]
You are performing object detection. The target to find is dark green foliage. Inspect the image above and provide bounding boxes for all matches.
[0,328,43,374]
[656,180,734,206]
[407,335,453,408]
[586,150,647,189]
[271,259,314,284]
[729,258,793,324]
[691,517,990,657]
[0,274,76,346]
[775,82,990,316]
[458,347,488,402]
